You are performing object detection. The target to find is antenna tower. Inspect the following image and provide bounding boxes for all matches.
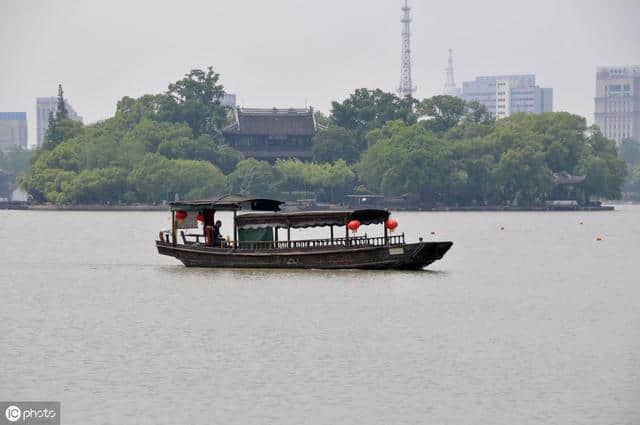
[398,0,416,97]
[443,49,459,96]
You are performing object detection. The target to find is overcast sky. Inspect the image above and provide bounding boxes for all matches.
[2,0,639,147]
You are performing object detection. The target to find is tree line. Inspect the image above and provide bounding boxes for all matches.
[19,67,629,206]
[619,138,640,195]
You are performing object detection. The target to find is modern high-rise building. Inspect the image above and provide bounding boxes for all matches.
[0,112,28,152]
[594,66,640,144]
[461,74,553,118]
[36,97,82,147]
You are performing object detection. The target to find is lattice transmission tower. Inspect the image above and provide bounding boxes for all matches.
[443,49,460,96]
[398,0,416,97]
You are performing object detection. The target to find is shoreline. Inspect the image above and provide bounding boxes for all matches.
[0,202,621,212]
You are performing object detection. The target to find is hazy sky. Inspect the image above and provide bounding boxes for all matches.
[2,0,639,147]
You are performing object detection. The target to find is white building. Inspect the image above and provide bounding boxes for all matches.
[594,66,640,144]
[36,97,82,147]
[461,74,553,118]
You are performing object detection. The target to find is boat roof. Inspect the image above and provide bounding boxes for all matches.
[170,195,283,212]
[235,209,390,229]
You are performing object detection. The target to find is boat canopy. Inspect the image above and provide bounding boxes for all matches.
[235,209,390,229]
[169,195,283,212]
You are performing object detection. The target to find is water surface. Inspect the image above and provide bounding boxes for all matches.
[1,207,639,424]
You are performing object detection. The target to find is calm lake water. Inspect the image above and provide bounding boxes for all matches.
[1,206,639,424]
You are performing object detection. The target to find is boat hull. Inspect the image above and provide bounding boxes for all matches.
[156,241,453,270]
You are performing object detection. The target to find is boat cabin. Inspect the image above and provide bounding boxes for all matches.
[160,195,405,250]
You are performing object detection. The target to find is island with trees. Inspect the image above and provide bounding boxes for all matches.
[15,66,632,209]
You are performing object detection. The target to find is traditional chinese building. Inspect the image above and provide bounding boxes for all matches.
[222,107,318,162]
[547,172,587,206]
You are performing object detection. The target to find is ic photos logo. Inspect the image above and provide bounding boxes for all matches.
[5,406,21,422]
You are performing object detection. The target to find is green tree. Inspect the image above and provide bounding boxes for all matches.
[314,110,330,128]
[330,88,416,148]
[67,167,128,204]
[416,95,467,134]
[577,128,626,199]
[114,94,168,129]
[356,121,454,201]
[312,127,359,163]
[127,153,226,203]
[322,159,356,202]
[21,167,77,204]
[464,101,494,124]
[228,159,281,197]
[619,138,640,166]
[275,159,309,193]
[43,84,82,149]
[0,148,32,176]
[157,134,243,174]
[624,165,640,193]
[0,171,10,200]
[159,67,230,137]
[55,84,68,120]
[494,144,554,205]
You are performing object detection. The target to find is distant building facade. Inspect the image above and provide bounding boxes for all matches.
[461,74,553,118]
[0,112,28,152]
[594,66,640,144]
[222,107,318,161]
[36,97,82,147]
[221,94,237,108]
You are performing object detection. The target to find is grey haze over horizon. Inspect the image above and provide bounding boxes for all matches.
[2,0,639,147]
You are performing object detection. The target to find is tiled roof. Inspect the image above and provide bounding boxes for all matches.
[223,108,317,136]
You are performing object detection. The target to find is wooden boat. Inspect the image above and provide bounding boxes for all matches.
[156,195,453,270]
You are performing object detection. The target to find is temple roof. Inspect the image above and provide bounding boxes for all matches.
[223,107,317,136]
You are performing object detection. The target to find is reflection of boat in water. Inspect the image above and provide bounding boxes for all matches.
[156,195,453,270]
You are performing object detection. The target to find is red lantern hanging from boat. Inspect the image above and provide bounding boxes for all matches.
[386,219,398,233]
[347,220,361,233]
[197,213,205,223]
[175,210,187,224]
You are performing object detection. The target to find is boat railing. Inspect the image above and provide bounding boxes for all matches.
[165,232,406,250]
[234,233,405,250]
